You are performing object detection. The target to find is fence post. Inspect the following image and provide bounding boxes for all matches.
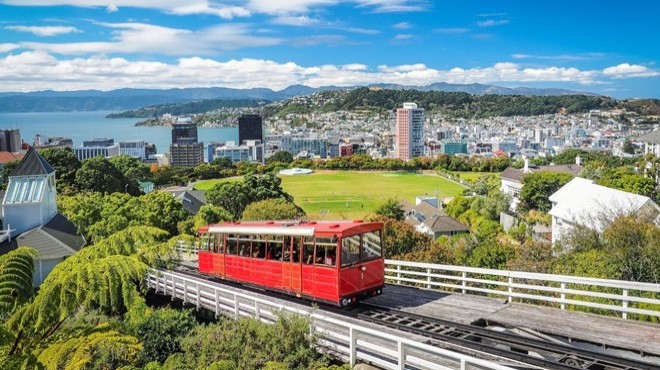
[183,280,188,304]
[461,271,467,294]
[397,341,405,370]
[349,327,356,367]
[234,294,240,318]
[560,283,566,310]
[214,289,220,316]
[255,301,261,321]
[622,289,629,320]
[507,277,513,303]
[397,264,402,285]
[427,268,432,289]
[196,283,200,309]
[460,359,467,370]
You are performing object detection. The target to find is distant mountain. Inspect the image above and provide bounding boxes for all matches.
[0,83,598,113]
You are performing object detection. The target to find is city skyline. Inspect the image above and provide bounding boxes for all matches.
[0,1,658,98]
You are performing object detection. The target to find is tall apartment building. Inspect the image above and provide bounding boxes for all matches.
[169,122,204,168]
[395,102,424,161]
[0,129,22,153]
[238,114,263,144]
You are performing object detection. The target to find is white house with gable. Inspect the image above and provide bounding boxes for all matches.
[548,177,660,245]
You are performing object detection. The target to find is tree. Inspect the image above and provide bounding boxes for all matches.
[368,216,432,258]
[0,159,20,190]
[194,163,221,179]
[519,172,573,212]
[134,309,197,365]
[374,198,405,221]
[467,174,501,196]
[242,198,305,221]
[0,247,37,318]
[596,167,657,200]
[207,173,294,220]
[141,192,190,236]
[212,156,234,170]
[109,155,151,183]
[266,151,294,164]
[39,147,81,193]
[193,204,233,230]
[75,156,141,195]
[622,139,635,155]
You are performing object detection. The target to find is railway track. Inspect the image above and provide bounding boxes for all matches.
[170,265,657,370]
[347,303,657,370]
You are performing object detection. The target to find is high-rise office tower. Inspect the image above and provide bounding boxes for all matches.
[395,103,424,161]
[238,114,263,144]
[170,122,204,167]
[0,129,22,153]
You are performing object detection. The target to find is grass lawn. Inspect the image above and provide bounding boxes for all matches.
[195,171,466,220]
[450,171,493,182]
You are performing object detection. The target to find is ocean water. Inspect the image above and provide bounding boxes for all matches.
[0,111,238,156]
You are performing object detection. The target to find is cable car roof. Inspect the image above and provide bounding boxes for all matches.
[202,220,381,236]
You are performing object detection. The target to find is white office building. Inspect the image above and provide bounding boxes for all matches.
[119,140,146,160]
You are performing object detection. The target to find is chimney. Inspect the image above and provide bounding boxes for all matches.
[523,157,530,173]
[575,155,582,166]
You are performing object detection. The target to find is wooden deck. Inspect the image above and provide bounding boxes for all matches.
[368,284,660,356]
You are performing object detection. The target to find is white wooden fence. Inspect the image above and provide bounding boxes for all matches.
[173,242,660,320]
[147,269,519,370]
[385,260,660,320]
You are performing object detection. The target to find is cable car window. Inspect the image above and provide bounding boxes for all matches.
[303,236,315,264]
[226,234,239,255]
[211,233,223,253]
[199,234,209,251]
[237,234,252,257]
[252,235,267,259]
[267,235,283,260]
[315,237,336,266]
[341,235,361,267]
[362,231,382,261]
[291,237,301,263]
[282,236,294,262]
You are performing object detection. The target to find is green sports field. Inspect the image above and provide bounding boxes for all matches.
[195,171,466,220]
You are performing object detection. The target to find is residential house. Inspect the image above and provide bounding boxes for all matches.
[500,157,583,210]
[548,177,660,245]
[639,130,660,157]
[401,197,469,239]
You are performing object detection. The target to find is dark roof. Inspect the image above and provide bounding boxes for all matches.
[500,164,582,183]
[10,148,55,177]
[0,213,84,259]
[180,190,208,215]
[638,130,660,145]
[424,215,470,233]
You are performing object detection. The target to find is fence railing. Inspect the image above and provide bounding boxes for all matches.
[385,259,660,320]
[172,242,660,320]
[147,269,518,370]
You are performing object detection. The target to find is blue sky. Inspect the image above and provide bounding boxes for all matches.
[0,1,658,97]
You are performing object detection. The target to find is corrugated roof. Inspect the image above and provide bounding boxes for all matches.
[0,213,84,259]
[424,215,469,233]
[10,148,55,177]
[0,151,24,164]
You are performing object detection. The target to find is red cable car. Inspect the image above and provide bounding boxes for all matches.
[197,220,385,306]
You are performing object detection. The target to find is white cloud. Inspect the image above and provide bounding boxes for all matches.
[20,22,282,55]
[0,43,19,53]
[290,34,348,46]
[1,0,426,17]
[393,21,411,29]
[477,19,510,27]
[271,15,320,26]
[5,53,645,92]
[393,33,412,40]
[602,63,660,78]
[106,3,118,12]
[344,27,380,35]
[5,25,82,36]
[435,27,469,34]
[0,1,252,19]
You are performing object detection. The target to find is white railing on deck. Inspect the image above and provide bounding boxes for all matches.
[147,269,518,370]
[385,259,660,320]
[174,241,660,320]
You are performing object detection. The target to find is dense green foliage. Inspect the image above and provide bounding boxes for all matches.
[59,192,189,241]
[40,147,81,194]
[519,172,573,212]
[0,247,37,318]
[75,156,142,195]
[207,173,294,219]
[134,309,197,365]
[106,99,267,118]
[274,87,619,118]
[374,198,406,221]
[242,198,305,221]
